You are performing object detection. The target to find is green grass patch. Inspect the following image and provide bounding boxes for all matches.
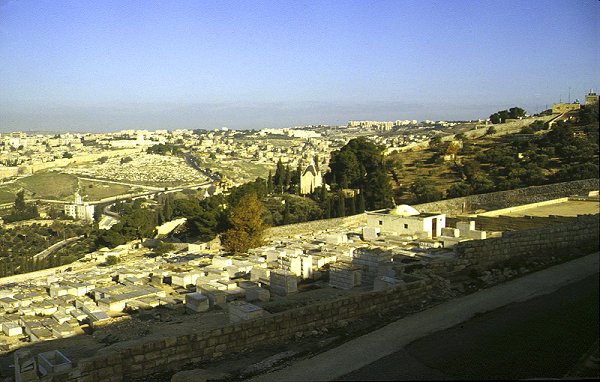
[15,172,79,200]
[79,179,133,201]
[0,189,15,204]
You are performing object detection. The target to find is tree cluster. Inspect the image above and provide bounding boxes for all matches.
[325,137,393,210]
[3,190,39,223]
[268,159,301,194]
[314,186,365,219]
[147,143,183,156]
[447,111,598,197]
[96,199,157,247]
[0,222,90,277]
[489,107,526,124]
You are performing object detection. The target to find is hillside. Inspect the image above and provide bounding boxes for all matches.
[387,106,599,204]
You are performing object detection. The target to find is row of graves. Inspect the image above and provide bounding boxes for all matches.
[0,215,489,353]
[177,229,447,320]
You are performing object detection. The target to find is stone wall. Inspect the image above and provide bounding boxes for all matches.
[268,180,596,232]
[415,179,599,215]
[41,277,432,382]
[449,214,599,272]
[265,213,367,238]
[265,180,599,235]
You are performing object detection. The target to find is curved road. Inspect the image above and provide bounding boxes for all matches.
[249,253,599,381]
[32,235,85,261]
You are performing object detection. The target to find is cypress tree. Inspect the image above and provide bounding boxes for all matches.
[326,198,332,219]
[282,200,291,225]
[274,158,284,193]
[267,170,274,194]
[336,192,346,217]
[348,196,356,215]
[283,164,291,192]
[356,192,366,213]
[319,185,328,203]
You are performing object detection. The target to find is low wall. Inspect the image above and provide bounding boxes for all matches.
[265,213,367,238]
[476,197,570,217]
[447,215,580,232]
[450,214,599,272]
[43,277,432,382]
[415,179,599,215]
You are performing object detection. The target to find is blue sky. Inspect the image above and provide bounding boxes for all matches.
[0,0,598,132]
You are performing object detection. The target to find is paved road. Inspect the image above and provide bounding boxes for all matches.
[250,253,599,382]
[342,274,599,380]
[32,235,85,261]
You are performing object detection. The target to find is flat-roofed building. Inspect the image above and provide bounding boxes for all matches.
[366,204,445,239]
[552,102,581,114]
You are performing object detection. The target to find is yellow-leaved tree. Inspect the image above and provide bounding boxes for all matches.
[222,193,269,254]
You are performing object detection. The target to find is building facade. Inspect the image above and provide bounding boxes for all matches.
[585,91,599,106]
[64,193,95,222]
[300,164,322,195]
[366,205,446,239]
[552,103,581,114]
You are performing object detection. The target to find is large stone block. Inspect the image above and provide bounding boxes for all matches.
[185,292,209,313]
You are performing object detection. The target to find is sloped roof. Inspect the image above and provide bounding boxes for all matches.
[302,164,319,176]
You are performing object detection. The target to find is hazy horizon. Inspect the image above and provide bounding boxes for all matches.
[1,0,598,133]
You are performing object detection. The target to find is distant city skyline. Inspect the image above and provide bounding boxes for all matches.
[1,0,598,132]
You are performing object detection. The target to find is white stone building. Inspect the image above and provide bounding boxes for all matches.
[300,164,322,195]
[366,204,445,239]
[64,193,95,222]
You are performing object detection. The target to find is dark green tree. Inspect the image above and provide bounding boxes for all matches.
[336,191,346,217]
[267,170,274,194]
[283,164,292,192]
[447,182,473,198]
[15,190,26,211]
[509,107,526,119]
[356,191,366,213]
[410,179,443,203]
[162,194,174,221]
[348,195,356,215]
[274,158,285,193]
[326,137,393,210]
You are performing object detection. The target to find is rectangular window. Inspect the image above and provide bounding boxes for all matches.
[378,220,383,225]
[404,224,409,229]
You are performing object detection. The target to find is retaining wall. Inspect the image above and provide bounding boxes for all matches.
[265,213,367,238]
[43,278,433,382]
[415,178,599,215]
[267,179,599,238]
[448,214,600,272]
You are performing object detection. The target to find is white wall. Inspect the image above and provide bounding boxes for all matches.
[367,213,445,238]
